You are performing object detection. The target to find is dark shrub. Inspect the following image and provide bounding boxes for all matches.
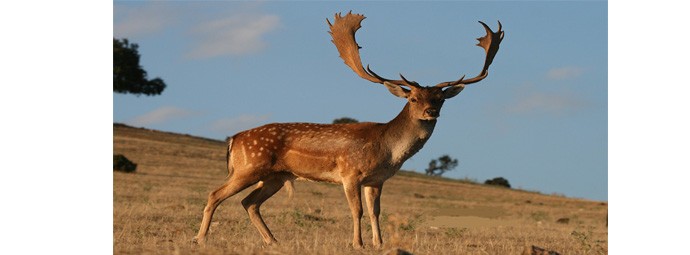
[484,177,510,188]
[114,154,137,173]
[333,117,359,124]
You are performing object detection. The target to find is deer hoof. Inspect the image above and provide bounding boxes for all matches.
[192,237,205,246]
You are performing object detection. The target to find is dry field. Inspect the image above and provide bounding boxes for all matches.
[113,123,607,254]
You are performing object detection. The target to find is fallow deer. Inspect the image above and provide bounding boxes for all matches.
[194,12,504,249]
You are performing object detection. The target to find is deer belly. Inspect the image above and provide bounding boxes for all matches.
[281,149,342,183]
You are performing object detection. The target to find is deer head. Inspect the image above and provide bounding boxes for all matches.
[328,12,504,121]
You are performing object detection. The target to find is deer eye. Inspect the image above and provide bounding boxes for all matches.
[410,97,418,103]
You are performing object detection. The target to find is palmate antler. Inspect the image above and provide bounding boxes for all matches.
[327,11,504,89]
[435,21,504,88]
[327,12,420,88]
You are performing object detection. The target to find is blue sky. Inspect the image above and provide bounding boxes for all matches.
[11,1,690,253]
[113,1,607,201]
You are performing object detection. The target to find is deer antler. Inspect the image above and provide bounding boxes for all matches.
[328,12,419,88]
[435,21,504,88]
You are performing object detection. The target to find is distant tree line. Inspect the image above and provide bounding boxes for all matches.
[424,154,511,188]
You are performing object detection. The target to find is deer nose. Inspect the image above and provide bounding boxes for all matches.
[425,108,439,117]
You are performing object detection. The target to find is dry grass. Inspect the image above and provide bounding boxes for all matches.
[113,124,607,254]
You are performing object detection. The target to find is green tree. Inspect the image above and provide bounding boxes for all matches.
[113,38,166,96]
[425,155,458,176]
[333,117,359,124]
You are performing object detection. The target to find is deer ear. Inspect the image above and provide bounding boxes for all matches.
[443,84,465,99]
[383,81,410,98]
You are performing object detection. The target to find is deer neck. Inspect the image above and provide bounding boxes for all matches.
[382,103,437,166]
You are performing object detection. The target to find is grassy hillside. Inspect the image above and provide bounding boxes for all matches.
[113,123,607,254]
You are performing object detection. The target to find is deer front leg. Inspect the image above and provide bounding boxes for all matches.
[343,179,363,249]
[364,184,383,248]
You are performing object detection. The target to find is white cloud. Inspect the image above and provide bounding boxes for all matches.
[186,14,280,59]
[506,91,587,116]
[128,106,195,126]
[209,114,270,135]
[113,4,177,38]
[546,66,584,80]
[114,3,280,58]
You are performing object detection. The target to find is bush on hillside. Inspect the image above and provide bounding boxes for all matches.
[333,117,359,124]
[114,154,137,173]
[484,177,511,188]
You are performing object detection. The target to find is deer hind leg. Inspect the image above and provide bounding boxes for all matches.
[194,174,261,244]
[256,178,295,198]
[241,173,292,245]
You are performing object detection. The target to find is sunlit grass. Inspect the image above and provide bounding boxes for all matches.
[114,124,607,254]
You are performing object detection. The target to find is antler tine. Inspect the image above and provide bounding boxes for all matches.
[399,73,421,88]
[435,75,466,88]
[328,12,411,87]
[366,65,416,88]
[435,20,504,88]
